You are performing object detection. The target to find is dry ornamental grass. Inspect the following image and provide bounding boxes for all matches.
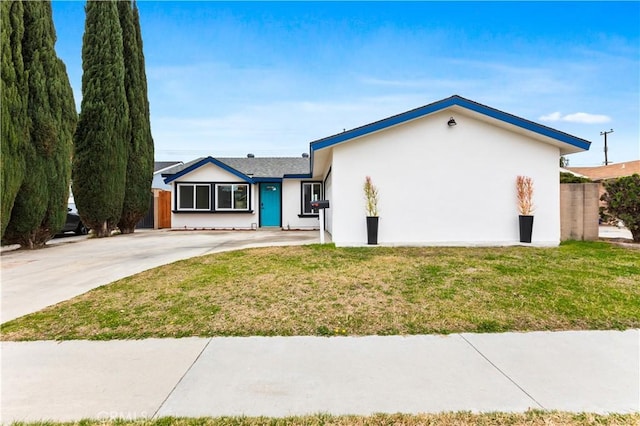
[516,175,535,216]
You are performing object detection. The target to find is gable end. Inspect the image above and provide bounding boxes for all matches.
[310,95,592,153]
[163,156,254,184]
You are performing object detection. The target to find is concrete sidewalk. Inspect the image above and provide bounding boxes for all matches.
[2,330,638,422]
[599,225,634,240]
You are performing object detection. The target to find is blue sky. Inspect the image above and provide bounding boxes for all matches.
[51,1,639,165]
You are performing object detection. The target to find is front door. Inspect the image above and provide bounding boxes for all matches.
[260,183,281,227]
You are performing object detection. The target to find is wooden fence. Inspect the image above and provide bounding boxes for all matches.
[136,189,171,229]
[158,190,171,229]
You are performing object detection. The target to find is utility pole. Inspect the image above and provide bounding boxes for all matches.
[600,129,614,165]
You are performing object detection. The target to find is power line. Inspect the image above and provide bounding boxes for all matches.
[600,129,614,165]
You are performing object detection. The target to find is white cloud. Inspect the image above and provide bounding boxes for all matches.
[539,111,563,121]
[563,112,611,124]
[539,111,611,124]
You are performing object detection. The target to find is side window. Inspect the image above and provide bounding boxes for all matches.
[216,184,249,211]
[179,185,194,209]
[178,184,210,210]
[302,182,322,214]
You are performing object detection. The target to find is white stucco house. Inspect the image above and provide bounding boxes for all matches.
[163,95,591,246]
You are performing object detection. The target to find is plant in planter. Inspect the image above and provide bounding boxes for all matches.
[364,176,379,245]
[516,175,535,243]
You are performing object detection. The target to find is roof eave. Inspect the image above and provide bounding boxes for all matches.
[163,156,254,184]
[283,173,313,179]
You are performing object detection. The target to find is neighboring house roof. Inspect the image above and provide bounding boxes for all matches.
[309,95,592,153]
[560,167,589,178]
[162,157,205,176]
[567,160,640,181]
[163,156,310,184]
[154,161,183,173]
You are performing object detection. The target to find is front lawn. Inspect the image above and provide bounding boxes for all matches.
[2,241,639,340]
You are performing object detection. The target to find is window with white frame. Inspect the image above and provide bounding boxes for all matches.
[302,182,322,214]
[177,183,210,210]
[216,184,249,210]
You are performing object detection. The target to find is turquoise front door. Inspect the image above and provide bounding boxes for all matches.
[260,183,281,227]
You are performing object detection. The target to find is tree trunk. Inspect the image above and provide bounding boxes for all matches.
[20,232,47,249]
[119,226,135,234]
[94,221,110,238]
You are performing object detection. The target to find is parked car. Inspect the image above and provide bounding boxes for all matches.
[61,203,88,235]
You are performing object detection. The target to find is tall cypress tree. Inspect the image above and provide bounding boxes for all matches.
[38,1,77,243]
[3,1,76,248]
[1,1,27,239]
[73,0,129,237]
[117,0,154,234]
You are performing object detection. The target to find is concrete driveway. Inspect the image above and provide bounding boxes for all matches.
[1,229,323,324]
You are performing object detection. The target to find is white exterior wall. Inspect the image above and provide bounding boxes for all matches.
[323,169,333,235]
[281,179,320,230]
[170,163,259,229]
[328,110,561,246]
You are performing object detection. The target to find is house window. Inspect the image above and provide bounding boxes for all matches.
[178,184,210,210]
[216,184,249,211]
[302,182,322,214]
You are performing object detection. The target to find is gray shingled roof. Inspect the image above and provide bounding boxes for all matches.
[162,156,310,179]
[218,157,310,177]
[154,161,182,172]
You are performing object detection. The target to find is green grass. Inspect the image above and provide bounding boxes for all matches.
[2,241,639,340]
[7,412,640,426]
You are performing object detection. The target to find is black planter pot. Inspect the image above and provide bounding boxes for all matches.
[366,216,379,245]
[519,215,534,243]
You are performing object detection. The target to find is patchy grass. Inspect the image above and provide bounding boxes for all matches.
[7,411,640,425]
[2,241,639,341]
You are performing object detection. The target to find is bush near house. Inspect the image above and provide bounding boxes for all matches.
[560,172,591,183]
[601,174,640,242]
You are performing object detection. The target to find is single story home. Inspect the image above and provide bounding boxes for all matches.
[163,95,591,246]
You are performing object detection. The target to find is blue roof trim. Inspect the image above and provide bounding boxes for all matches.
[252,177,283,183]
[163,156,254,184]
[283,173,313,179]
[309,95,591,152]
[456,97,591,150]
